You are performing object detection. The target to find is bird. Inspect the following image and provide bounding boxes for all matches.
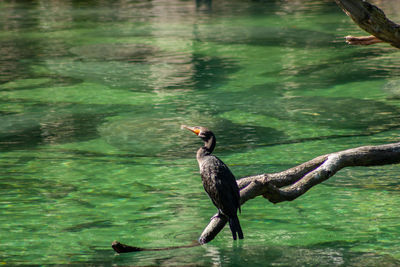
[182,125,244,240]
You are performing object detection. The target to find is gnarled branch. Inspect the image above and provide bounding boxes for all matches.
[335,0,400,48]
[113,142,400,250]
[198,142,400,243]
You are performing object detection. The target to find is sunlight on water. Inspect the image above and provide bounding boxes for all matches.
[1,0,400,265]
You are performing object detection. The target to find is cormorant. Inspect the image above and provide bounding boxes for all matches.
[182,125,244,240]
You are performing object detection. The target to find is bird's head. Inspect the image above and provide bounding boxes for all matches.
[181,125,214,142]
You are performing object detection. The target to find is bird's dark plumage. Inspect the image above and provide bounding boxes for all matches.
[182,125,243,240]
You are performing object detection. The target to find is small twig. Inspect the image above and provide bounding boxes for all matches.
[345,35,384,45]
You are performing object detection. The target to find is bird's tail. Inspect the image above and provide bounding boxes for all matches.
[228,216,244,240]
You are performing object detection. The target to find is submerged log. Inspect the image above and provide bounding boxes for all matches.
[112,240,200,253]
[335,0,400,48]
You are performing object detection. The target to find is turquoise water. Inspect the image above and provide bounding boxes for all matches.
[1,0,400,265]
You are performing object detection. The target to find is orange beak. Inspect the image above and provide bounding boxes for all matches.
[181,125,200,135]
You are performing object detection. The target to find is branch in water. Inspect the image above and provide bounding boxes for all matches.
[112,240,200,253]
[198,142,400,242]
[112,241,143,253]
[112,142,400,250]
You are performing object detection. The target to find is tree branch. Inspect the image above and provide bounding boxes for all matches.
[345,35,384,45]
[198,142,400,243]
[112,142,400,250]
[335,0,400,48]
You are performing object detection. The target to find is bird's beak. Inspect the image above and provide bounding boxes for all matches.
[181,125,200,135]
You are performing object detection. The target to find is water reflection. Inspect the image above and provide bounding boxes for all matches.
[70,43,160,63]
[196,0,212,12]
[203,244,223,266]
[98,113,284,157]
[1,0,400,265]
[0,105,107,150]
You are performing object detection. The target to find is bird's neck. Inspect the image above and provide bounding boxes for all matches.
[196,136,216,160]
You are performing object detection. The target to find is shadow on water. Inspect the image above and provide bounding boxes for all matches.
[273,96,400,130]
[196,25,337,48]
[270,48,400,89]
[0,36,73,83]
[0,106,107,151]
[0,76,82,91]
[63,220,114,232]
[0,174,78,200]
[98,113,285,158]
[67,46,242,92]
[70,43,161,63]
[179,53,241,91]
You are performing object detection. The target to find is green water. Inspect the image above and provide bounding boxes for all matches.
[1,0,400,265]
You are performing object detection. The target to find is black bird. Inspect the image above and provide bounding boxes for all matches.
[182,125,244,240]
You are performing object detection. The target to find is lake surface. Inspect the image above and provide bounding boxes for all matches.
[1,0,400,265]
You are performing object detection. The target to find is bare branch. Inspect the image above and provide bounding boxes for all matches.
[198,142,400,242]
[345,35,384,45]
[198,214,227,244]
[113,142,400,249]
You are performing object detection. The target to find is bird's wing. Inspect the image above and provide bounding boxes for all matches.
[201,156,241,217]
[217,164,241,215]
